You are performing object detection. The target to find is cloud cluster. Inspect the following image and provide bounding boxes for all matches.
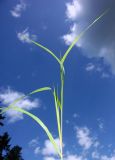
[85,62,110,78]
[62,0,115,75]
[10,0,26,18]
[76,127,93,150]
[0,87,40,122]
[28,125,115,160]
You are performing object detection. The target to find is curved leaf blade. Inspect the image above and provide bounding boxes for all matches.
[0,87,51,114]
[1,106,61,157]
[61,9,110,63]
[31,40,61,64]
[29,87,51,95]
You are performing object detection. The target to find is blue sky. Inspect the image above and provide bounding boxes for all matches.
[0,0,115,160]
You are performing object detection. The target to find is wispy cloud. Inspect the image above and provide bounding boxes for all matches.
[73,113,80,119]
[101,155,115,160]
[10,0,26,18]
[17,28,37,43]
[101,72,110,78]
[29,137,39,148]
[43,153,83,160]
[97,118,105,131]
[44,157,56,160]
[28,137,41,155]
[85,63,111,78]
[42,151,115,160]
[86,63,95,72]
[34,147,41,155]
[92,151,100,159]
[0,87,40,123]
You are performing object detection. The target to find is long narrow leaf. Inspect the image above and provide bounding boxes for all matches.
[54,89,62,110]
[53,88,61,141]
[0,87,51,115]
[31,40,61,64]
[29,87,51,95]
[1,106,61,157]
[61,9,110,63]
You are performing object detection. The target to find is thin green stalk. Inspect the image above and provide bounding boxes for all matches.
[60,63,64,159]
[53,88,61,145]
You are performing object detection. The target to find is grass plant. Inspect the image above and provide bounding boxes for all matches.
[0,9,109,160]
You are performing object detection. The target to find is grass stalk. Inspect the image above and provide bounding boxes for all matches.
[60,63,64,159]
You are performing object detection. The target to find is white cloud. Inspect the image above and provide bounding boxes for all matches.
[86,63,95,71]
[93,141,100,148]
[34,147,40,155]
[65,119,70,124]
[42,152,115,160]
[97,118,105,131]
[10,0,26,18]
[92,151,100,159]
[44,157,56,160]
[85,63,111,77]
[73,113,80,118]
[101,72,110,78]
[63,0,115,75]
[37,126,115,160]
[29,137,39,148]
[17,28,37,43]
[62,23,82,47]
[42,153,115,160]
[66,0,82,21]
[76,127,93,150]
[66,155,83,160]
[101,155,115,160]
[42,138,60,156]
[99,122,104,130]
[0,87,40,122]
[28,137,41,155]
[43,154,83,160]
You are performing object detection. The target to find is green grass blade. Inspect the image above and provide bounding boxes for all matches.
[31,40,61,64]
[53,88,62,111]
[29,87,51,95]
[53,88,61,140]
[1,106,61,157]
[61,9,110,63]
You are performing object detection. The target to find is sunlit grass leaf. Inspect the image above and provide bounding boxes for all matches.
[61,9,110,63]
[31,40,61,64]
[29,87,51,95]
[53,88,62,111]
[53,88,61,145]
[0,106,61,157]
